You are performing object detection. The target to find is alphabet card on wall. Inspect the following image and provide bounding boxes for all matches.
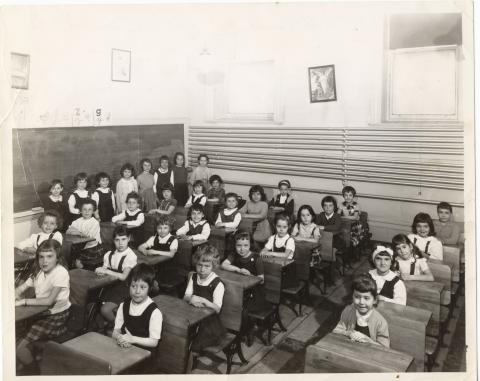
[72,108,93,127]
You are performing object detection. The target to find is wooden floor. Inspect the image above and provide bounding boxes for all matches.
[192,255,466,374]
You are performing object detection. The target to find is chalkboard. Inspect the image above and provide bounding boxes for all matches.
[13,124,184,213]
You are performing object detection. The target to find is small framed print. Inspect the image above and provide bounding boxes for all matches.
[308,64,337,103]
[111,48,131,82]
[11,52,30,89]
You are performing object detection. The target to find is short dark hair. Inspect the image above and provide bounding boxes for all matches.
[197,154,209,163]
[126,192,140,204]
[321,195,338,212]
[248,185,267,201]
[351,273,377,297]
[113,225,130,238]
[128,263,156,290]
[225,192,239,205]
[49,179,63,192]
[274,213,291,227]
[74,172,88,186]
[140,158,153,169]
[155,214,175,230]
[296,204,316,223]
[437,202,452,213]
[173,152,185,167]
[209,174,223,185]
[234,231,251,243]
[120,163,135,177]
[38,209,62,230]
[161,182,175,192]
[391,233,424,259]
[81,198,97,212]
[190,204,206,218]
[95,172,111,186]
[159,155,170,165]
[192,180,206,194]
[412,212,436,236]
[342,185,356,197]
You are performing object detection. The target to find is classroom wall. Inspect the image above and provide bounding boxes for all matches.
[3,2,471,244]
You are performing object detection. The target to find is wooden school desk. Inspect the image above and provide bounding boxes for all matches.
[377,301,432,372]
[152,294,215,373]
[215,268,262,291]
[15,305,49,322]
[69,269,118,331]
[64,234,96,246]
[304,333,414,373]
[405,280,444,337]
[135,252,172,267]
[63,332,151,374]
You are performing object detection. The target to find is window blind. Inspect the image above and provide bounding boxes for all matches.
[188,124,463,191]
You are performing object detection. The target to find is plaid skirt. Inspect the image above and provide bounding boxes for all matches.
[24,308,70,343]
[350,221,370,247]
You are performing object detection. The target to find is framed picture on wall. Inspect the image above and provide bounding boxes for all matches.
[111,48,131,82]
[308,64,337,103]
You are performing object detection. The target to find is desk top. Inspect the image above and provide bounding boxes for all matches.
[178,239,208,247]
[311,333,414,373]
[153,294,215,327]
[135,252,172,266]
[65,234,96,246]
[14,248,35,265]
[261,257,294,268]
[377,300,432,327]
[63,332,150,374]
[215,268,262,290]
[69,269,118,291]
[405,280,444,301]
[15,305,49,322]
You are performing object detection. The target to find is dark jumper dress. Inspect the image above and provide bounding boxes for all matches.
[190,273,226,351]
[103,251,130,305]
[121,298,160,351]
[172,166,189,207]
[96,189,115,222]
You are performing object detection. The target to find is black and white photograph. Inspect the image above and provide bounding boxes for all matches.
[309,65,337,102]
[0,1,475,380]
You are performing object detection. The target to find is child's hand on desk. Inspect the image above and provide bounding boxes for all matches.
[15,299,26,307]
[215,222,225,228]
[237,268,251,276]
[349,330,369,343]
[95,267,108,276]
[190,295,206,308]
[22,247,37,255]
[260,252,273,259]
[146,249,158,256]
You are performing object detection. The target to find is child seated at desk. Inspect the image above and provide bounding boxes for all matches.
[333,273,390,348]
[95,225,138,329]
[66,198,102,269]
[369,246,406,305]
[408,212,443,261]
[268,179,295,219]
[16,210,63,254]
[292,205,321,243]
[138,215,178,258]
[176,204,211,241]
[260,213,295,260]
[184,244,226,351]
[112,192,145,249]
[15,239,71,375]
[433,202,462,246]
[215,192,242,229]
[392,234,434,281]
[221,231,264,281]
[316,195,344,253]
[207,174,226,205]
[113,263,163,350]
[149,183,177,215]
[185,180,207,208]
